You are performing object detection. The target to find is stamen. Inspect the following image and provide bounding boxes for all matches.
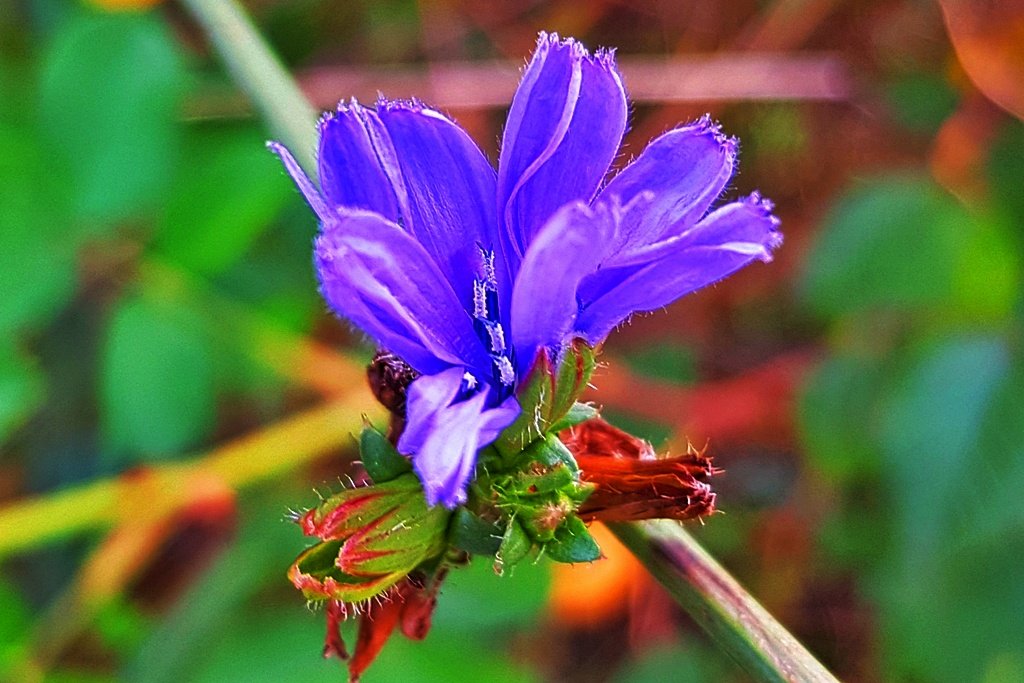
[484,321,506,354]
[494,356,515,386]
[479,248,497,290]
[473,280,488,319]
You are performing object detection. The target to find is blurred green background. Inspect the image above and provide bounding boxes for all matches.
[2,1,1023,681]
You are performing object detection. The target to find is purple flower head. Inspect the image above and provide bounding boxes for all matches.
[270,32,781,508]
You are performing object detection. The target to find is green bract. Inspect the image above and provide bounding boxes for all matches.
[453,342,603,571]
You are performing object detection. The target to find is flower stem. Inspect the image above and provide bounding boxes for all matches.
[179,0,319,177]
[609,520,838,683]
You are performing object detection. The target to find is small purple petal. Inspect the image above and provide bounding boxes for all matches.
[575,194,782,342]
[267,141,331,223]
[510,201,614,376]
[315,209,492,376]
[597,116,738,252]
[400,371,520,507]
[396,367,465,456]
[375,99,500,306]
[317,102,410,225]
[497,32,627,267]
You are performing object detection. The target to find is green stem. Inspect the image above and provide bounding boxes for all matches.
[609,521,839,683]
[180,0,318,176]
[180,4,841,682]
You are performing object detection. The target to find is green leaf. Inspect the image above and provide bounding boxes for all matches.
[621,341,697,385]
[433,554,550,631]
[94,597,150,656]
[155,127,292,274]
[879,336,1008,568]
[949,210,1021,321]
[40,11,186,222]
[611,643,731,683]
[800,175,963,317]
[987,120,1024,231]
[0,123,76,336]
[359,426,412,483]
[0,347,44,446]
[798,354,885,483]
[101,294,215,460]
[0,580,30,673]
[885,72,958,135]
[544,517,601,564]
[872,335,1024,681]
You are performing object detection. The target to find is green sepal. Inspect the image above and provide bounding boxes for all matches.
[360,426,412,483]
[294,538,344,577]
[551,340,598,420]
[338,496,450,575]
[495,519,532,572]
[549,402,599,433]
[303,474,421,541]
[517,499,571,543]
[495,341,597,459]
[448,507,502,556]
[544,516,602,564]
[290,541,408,604]
[518,433,580,477]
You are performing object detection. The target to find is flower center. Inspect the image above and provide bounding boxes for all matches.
[472,248,515,389]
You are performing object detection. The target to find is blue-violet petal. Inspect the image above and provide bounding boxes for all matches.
[318,102,409,225]
[376,99,501,306]
[597,116,737,254]
[400,370,520,507]
[510,201,614,376]
[497,32,627,267]
[315,209,492,376]
[575,194,782,342]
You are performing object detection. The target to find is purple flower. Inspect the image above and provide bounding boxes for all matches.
[270,32,781,508]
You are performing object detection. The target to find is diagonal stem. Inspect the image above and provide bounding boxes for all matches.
[609,521,839,683]
[179,3,842,682]
[179,0,319,177]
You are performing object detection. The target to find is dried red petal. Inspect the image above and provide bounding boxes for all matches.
[563,418,720,522]
[349,592,404,682]
[323,600,349,660]
[399,568,446,640]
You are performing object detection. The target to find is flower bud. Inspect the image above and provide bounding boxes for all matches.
[288,473,450,605]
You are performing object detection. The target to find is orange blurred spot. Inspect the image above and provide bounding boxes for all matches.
[548,523,645,627]
[87,0,163,10]
[941,0,1024,121]
[929,98,1001,200]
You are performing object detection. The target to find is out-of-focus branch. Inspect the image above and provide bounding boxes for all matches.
[610,521,839,683]
[594,349,818,447]
[0,394,383,557]
[186,53,852,121]
[180,0,318,175]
